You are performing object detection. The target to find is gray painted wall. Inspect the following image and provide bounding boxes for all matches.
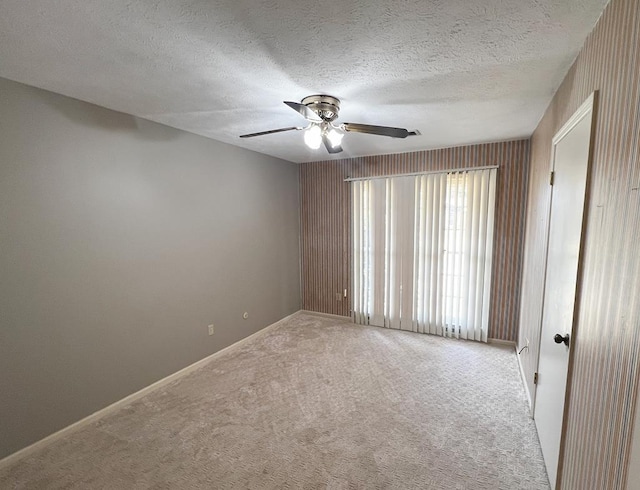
[0,77,301,459]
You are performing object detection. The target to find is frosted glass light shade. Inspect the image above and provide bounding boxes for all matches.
[304,125,322,149]
[327,128,344,148]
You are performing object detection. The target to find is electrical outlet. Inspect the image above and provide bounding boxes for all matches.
[208,324,215,336]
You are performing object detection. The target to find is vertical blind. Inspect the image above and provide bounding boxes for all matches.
[352,168,497,342]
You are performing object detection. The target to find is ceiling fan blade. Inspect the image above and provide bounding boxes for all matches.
[239,126,302,138]
[322,134,343,154]
[284,101,323,122]
[342,123,418,139]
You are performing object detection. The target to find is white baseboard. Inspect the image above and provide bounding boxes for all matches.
[300,309,352,322]
[487,338,517,347]
[0,310,302,471]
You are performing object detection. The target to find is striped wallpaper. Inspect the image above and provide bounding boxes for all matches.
[517,0,640,487]
[300,140,530,341]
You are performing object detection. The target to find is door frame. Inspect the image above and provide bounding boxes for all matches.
[532,91,599,487]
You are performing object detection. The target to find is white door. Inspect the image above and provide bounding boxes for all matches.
[534,93,596,488]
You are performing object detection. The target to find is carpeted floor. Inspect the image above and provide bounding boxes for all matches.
[0,313,550,489]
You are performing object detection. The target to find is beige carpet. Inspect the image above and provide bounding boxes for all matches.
[0,313,549,489]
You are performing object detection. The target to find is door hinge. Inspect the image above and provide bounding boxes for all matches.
[550,171,555,186]
[534,372,539,385]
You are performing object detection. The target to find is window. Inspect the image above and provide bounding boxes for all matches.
[352,168,496,342]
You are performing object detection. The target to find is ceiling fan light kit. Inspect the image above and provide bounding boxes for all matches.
[239,94,419,154]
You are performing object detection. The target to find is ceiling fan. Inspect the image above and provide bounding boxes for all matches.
[239,95,420,154]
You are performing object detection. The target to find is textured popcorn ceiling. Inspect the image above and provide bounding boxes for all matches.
[0,0,608,163]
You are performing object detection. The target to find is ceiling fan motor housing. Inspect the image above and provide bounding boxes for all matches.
[301,94,341,122]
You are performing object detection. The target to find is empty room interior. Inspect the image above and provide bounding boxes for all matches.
[1,0,639,489]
